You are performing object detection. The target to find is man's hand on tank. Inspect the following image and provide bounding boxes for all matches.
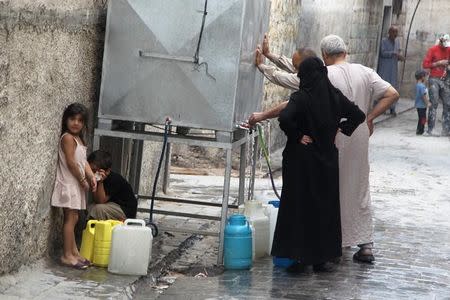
[255,47,264,66]
[262,33,270,56]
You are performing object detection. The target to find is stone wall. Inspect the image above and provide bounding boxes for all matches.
[259,0,302,149]
[0,0,107,274]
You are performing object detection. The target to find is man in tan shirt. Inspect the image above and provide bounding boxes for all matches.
[255,34,311,90]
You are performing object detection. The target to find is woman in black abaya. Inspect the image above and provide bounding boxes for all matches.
[271,56,365,272]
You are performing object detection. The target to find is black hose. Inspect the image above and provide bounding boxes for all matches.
[147,118,171,237]
[266,159,281,200]
[257,125,281,200]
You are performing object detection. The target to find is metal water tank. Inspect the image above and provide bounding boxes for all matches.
[99,0,271,132]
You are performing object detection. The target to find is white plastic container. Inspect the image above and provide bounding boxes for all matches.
[108,219,153,275]
[266,201,279,255]
[244,201,270,259]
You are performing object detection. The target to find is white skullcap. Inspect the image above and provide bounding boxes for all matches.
[320,35,348,55]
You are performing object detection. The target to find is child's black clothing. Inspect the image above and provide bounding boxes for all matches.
[103,171,137,218]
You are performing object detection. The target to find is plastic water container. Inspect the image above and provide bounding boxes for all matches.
[93,220,122,267]
[80,220,98,262]
[273,257,296,268]
[108,219,153,275]
[244,201,269,259]
[267,200,279,254]
[224,214,252,270]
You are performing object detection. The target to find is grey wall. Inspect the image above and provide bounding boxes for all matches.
[299,0,384,68]
[0,0,106,274]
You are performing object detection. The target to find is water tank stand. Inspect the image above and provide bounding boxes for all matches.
[93,123,259,265]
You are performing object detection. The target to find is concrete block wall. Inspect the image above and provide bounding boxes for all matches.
[0,0,107,274]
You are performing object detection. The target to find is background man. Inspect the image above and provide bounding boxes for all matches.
[377,26,405,116]
[422,33,450,136]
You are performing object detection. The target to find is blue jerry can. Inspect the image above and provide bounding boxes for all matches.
[224,214,252,270]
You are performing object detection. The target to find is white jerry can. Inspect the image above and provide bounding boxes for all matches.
[108,219,153,275]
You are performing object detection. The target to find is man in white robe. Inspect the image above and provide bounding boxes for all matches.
[250,35,399,262]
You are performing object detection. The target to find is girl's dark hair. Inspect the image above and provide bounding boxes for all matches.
[61,103,89,143]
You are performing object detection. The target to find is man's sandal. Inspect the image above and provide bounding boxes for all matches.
[353,248,375,263]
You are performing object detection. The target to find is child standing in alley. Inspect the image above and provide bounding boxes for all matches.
[51,103,97,269]
[415,70,431,135]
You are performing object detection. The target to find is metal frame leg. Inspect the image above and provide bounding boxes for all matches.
[129,138,144,194]
[249,135,259,201]
[238,143,247,205]
[93,135,100,151]
[218,149,232,265]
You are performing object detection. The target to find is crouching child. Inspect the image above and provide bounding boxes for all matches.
[87,150,138,220]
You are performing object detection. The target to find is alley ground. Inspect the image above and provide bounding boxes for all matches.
[141,107,450,299]
[2,103,450,299]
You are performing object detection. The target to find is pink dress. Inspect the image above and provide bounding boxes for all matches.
[51,133,87,210]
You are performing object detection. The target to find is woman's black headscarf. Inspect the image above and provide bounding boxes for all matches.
[297,56,340,131]
[294,56,342,151]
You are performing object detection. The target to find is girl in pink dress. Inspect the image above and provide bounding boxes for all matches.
[51,103,97,269]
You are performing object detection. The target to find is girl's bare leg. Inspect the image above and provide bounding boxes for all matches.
[61,209,79,266]
[69,211,86,262]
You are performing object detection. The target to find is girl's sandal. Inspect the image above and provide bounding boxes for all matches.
[61,261,89,270]
[79,258,92,266]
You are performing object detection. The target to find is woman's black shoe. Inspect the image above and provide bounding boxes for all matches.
[286,262,306,273]
[313,262,335,272]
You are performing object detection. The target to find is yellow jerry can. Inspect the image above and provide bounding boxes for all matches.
[80,220,98,262]
[93,220,122,267]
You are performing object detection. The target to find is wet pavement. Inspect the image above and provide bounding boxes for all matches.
[0,259,138,299]
[4,99,450,299]
[139,106,450,299]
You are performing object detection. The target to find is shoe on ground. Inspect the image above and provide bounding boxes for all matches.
[423,131,438,137]
[286,262,307,273]
[353,248,375,263]
[313,262,336,272]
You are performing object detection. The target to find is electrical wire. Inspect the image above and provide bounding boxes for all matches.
[194,0,208,65]
[193,0,216,81]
